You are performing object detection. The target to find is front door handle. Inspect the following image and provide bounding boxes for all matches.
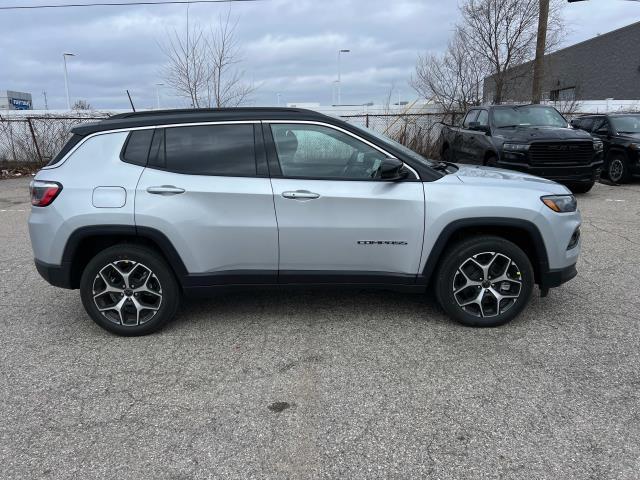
[146,185,185,195]
[282,190,320,200]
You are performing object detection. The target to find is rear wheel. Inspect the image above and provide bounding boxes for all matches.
[606,153,630,184]
[80,245,180,336]
[435,236,534,327]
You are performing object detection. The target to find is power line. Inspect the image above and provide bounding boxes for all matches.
[0,0,262,10]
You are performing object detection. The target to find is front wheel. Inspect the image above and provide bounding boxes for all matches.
[567,181,595,194]
[441,147,451,162]
[484,155,498,167]
[435,236,534,327]
[80,245,180,336]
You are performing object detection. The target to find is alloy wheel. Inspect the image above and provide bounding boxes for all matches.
[609,158,624,183]
[452,252,522,318]
[92,260,163,326]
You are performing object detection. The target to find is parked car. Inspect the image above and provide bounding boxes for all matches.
[29,108,581,335]
[439,104,604,193]
[570,113,640,184]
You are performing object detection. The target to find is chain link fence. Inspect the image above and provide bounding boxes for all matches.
[339,112,462,159]
[0,109,603,171]
[0,113,110,167]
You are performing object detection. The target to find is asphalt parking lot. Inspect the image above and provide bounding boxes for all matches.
[1,176,639,479]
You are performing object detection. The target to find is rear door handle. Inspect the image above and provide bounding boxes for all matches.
[282,190,320,200]
[146,185,185,195]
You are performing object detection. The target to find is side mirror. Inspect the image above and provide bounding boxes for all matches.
[468,121,490,134]
[379,158,408,181]
[595,128,609,135]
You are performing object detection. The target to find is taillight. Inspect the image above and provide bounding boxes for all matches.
[30,180,63,207]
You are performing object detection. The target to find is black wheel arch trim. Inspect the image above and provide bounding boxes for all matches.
[51,224,189,289]
[419,217,551,287]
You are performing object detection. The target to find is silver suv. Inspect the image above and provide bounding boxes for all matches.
[28,108,581,335]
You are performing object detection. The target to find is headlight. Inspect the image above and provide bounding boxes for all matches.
[630,143,640,151]
[541,195,577,213]
[593,139,603,152]
[503,143,530,152]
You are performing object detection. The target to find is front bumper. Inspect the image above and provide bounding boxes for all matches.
[539,263,577,289]
[495,159,603,183]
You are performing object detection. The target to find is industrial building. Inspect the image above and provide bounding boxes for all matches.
[483,21,640,104]
[0,90,33,110]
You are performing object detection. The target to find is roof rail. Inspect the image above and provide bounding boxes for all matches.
[108,107,311,120]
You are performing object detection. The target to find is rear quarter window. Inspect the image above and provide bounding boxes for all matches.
[121,129,154,166]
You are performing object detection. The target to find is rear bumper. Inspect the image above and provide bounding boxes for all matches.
[539,263,577,289]
[35,259,74,289]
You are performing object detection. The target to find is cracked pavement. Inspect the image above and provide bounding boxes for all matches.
[1,177,639,479]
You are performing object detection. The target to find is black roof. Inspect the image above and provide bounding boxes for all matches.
[72,107,331,136]
[486,104,554,109]
[577,112,640,117]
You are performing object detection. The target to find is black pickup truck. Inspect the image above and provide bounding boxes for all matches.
[571,113,640,184]
[439,104,604,193]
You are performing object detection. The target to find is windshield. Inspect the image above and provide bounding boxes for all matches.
[492,106,568,128]
[610,115,640,134]
[349,123,437,167]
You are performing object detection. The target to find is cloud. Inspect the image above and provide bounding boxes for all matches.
[0,0,635,110]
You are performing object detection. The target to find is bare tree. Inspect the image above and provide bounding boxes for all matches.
[412,31,488,113]
[457,0,565,104]
[72,99,93,110]
[161,11,255,108]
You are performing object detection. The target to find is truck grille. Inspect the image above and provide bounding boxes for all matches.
[529,141,593,166]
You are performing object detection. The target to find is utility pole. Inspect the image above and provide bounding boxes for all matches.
[531,0,550,104]
[63,52,76,110]
[42,91,49,110]
[336,49,350,105]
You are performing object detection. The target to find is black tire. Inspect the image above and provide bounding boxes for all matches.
[441,146,451,162]
[567,181,595,194]
[484,154,498,167]
[80,244,180,336]
[606,153,630,184]
[435,236,534,327]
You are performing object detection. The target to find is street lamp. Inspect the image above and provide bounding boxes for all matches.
[336,49,350,105]
[63,52,75,110]
[155,83,164,109]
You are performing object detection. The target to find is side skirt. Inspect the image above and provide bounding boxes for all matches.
[181,270,427,297]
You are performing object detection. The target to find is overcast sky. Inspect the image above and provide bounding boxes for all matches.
[1,0,639,110]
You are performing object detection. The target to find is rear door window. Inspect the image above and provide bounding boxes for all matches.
[151,124,257,176]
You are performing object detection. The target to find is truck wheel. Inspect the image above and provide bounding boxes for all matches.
[441,146,451,162]
[80,245,181,336]
[567,181,595,194]
[435,236,534,327]
[606,153,630,184]
[484,155,498,167]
